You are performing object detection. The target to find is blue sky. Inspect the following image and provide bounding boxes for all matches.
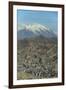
[17,10,58,34]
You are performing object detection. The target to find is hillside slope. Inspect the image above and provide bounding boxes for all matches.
[17,36,58,80]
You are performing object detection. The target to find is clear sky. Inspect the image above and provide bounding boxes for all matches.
[17,10,58,34]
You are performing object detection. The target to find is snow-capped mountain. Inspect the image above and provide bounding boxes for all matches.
[17,23,56,40]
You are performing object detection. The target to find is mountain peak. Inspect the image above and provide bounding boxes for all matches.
[17,23,56,40]
[18,23,49,33]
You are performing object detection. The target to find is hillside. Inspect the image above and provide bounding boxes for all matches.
[17,36,58,80]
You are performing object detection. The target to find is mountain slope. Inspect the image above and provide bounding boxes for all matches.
[17,34,57,79]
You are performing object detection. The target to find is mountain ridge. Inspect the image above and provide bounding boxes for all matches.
[17,23,56,40]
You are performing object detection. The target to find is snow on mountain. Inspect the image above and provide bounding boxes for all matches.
[17,23,56,40]
[18,23,49,33]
